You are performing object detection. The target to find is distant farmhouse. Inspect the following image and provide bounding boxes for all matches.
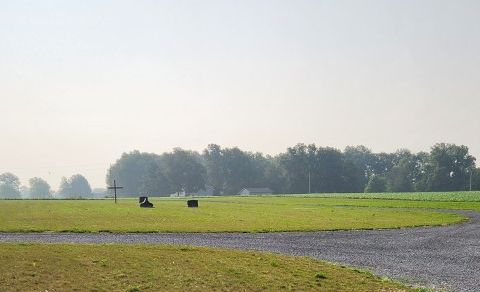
[170,185,214,197]
[238,187,273,195]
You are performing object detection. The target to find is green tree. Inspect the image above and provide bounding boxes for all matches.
[341,160,364,193]
[0,172,21,198]
[410,152,429,191]
[221,147,259,195]
[29,177,52,199]
[343,145,375,189]
[472,168,480,190]
[69,174,92,198]
[203,145,273,195]
[387,159,414,192]
[139,161,172,196]
[425,143,476,191]
[364,175,387,193]
[263,156,288,194]
[281,144,361,193]
[106,151,160,196]
[203,144,226,195]
[58,174,92,198]
[279,144,311,194]
[57,177,71,197]
[311,147,346,193]
[164,148,206,194]
[371,152,396,178]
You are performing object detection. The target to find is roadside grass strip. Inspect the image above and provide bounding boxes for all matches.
[0,243,420,291]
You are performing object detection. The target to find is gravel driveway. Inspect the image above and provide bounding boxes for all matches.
[1,210,479,291]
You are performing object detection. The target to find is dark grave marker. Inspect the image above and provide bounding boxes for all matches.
[139,196,154,208]
[187,200,198,208]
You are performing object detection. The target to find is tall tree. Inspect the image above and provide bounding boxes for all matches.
[425,143,476,191]
[410,152,430,191]
[471,168,480,191]
[281,144,358,193]
[203,145,272,195]
[58,174,92,198]
[70,174,92,198]
[58,177,71,197]
[221,147,258,195]
[364,175,387,193]
[164,148,206,194]
[311,147,346,193]
[341,160,365,192]
[371,152,396,177]
[263,156,288,194]
[387,159,414,192]
[344,145,375,188]
[279,144,311,194]
[106,150,159,196]
[139,161,172,196]
[250,152,270,187]
[203,144,226,195]
[29,177,52,199]
[0,172,21,198]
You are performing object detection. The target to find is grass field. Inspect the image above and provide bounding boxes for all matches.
[0,243,418,291]
[0,196,466,232]
[1,194,474,291]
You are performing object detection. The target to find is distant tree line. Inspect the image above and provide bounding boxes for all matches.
[0,173,93,199]
[1,143,478,199]
[105,143,480,197]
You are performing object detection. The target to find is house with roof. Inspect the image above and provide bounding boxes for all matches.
[170,185,215,197]
[238,187,273,195]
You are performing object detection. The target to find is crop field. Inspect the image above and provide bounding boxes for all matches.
[0,195,467,233]
[311,191,480,202]
[214,193,480,212]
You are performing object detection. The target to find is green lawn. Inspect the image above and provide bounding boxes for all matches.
[0,243,417,291]
[0,194,474,291]
[0,197,465,232]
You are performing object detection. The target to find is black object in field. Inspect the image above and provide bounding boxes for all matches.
[187,200,198,208]
[139,197,154,208]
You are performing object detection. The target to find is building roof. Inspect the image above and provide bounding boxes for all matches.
[239,187,273,194]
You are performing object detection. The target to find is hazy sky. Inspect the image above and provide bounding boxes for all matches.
[1,0,479,189]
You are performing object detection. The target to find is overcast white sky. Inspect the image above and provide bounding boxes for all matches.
[1,0,479,189]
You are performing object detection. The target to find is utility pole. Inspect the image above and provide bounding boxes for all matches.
[308,170,311,194]
[470,169,473,191]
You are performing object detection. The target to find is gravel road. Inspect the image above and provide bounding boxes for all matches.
[1,210,479,291]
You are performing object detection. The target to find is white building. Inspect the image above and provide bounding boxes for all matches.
[238,187,273,195]
[170,185,214,197]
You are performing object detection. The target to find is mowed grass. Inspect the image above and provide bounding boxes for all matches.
[0,243,416,291]
[0,197,465,232]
